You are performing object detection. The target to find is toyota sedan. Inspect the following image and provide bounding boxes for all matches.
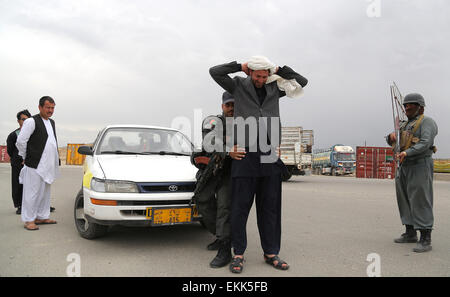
[74,125,200,239]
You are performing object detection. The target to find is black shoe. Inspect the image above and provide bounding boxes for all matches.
[394,225,417,243]
[210,241,232,268]
[50,206,56,212]
[207,239,221,251]
[413,229,432,253]
[16,207,21,215]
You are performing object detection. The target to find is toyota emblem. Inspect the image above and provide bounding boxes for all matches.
[168,185,178,192]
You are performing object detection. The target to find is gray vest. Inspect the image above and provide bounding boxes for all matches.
[231,76,281,149]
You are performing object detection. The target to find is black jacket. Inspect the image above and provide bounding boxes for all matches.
[209,61,307,177]
[209,61,308,148]
[6,128,23,168]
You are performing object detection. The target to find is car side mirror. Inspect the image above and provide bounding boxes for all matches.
[78,146,94,156]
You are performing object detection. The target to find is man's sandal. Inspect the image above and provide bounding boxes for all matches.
[24,222,39,231]
[264,255,289,271]
[229,256,244,274]
[35,219,57,225]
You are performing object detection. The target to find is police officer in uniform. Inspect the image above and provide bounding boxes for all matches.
[387,93,438,253]
[191,92,235,268]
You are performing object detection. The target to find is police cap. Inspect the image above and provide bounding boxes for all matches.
[222,92,234,104]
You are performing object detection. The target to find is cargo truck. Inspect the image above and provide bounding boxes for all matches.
[312,144,356,176]
[280,127,314,181]
[300,129,314,172]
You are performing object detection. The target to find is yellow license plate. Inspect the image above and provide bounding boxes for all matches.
[147,207,192,226]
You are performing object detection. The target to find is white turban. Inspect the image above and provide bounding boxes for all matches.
[248,55,277,75]
[247,55,304,98]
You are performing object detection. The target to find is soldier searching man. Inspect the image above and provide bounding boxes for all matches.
[387,93,438,253]
[191,91,243,268]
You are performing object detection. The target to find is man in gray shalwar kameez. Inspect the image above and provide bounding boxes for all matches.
[387,93,438,253]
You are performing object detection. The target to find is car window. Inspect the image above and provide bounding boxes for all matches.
[92,129,104,151]
[168,132,193,154]
[97,128,193,155]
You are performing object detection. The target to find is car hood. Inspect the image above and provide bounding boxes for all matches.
[96,154,197,182]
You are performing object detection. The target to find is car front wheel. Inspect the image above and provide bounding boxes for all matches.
[74,189,108,239]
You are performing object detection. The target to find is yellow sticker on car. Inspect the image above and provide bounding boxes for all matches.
[83,170,93,189]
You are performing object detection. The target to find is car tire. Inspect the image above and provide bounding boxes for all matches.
[282,171,292,181]
[74,189,108,239]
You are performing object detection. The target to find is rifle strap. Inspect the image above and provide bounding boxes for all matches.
[404,114,424,150]
[412,114,424,133]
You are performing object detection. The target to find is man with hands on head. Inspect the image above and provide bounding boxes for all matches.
[209,56,308,273]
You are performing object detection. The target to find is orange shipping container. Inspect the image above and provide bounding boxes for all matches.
[66,144,87,165]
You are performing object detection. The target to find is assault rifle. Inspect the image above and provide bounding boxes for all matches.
[389,82,407,171]
[191,152,227,200]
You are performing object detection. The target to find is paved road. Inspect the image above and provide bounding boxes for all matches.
[0,164,449,277]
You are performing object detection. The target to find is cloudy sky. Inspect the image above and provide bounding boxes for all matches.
[1,0,449,157]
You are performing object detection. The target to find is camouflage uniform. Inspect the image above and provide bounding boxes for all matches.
[191,114,231,243]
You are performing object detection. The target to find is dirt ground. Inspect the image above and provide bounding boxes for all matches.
[435,173,450,182]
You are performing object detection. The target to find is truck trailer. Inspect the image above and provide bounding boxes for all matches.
[312,144,356,176]
[280,127,314,181]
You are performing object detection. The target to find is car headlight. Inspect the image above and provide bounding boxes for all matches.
[91,178,139,193]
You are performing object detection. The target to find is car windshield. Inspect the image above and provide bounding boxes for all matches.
[97,128,193,156]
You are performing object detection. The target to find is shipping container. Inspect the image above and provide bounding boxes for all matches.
[66,144,87,165]
[0,145,11,163]
[356,146,396,179]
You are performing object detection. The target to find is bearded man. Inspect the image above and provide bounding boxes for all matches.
[16,96,60,231]
[209,56,308,273]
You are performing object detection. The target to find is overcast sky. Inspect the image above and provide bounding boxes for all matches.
[1,0,449,157]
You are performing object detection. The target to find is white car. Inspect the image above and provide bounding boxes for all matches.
[74,125,199,239]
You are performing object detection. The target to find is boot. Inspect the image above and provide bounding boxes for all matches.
[394,225,418,243]
[209,240,232,268]
[206,238,221,251]
[413,229,432,253]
